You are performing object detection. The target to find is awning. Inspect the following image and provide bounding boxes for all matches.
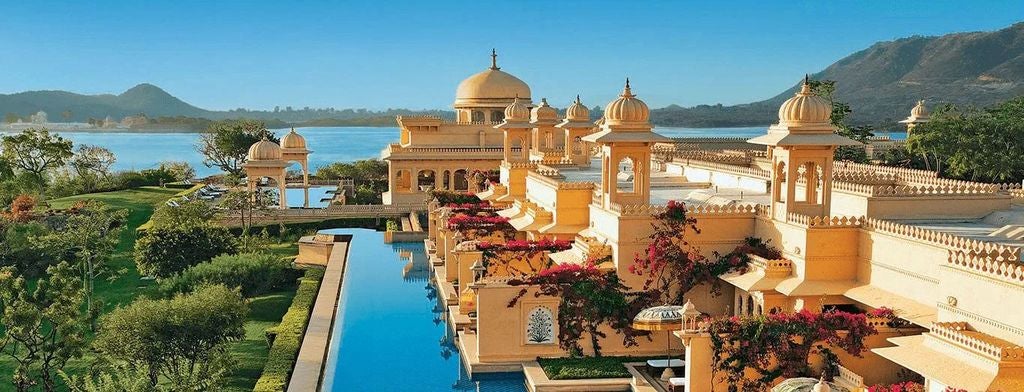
[844,285,936,327]
[775,278,857,296]
[873,335,1024,392]
[721,271,786,292]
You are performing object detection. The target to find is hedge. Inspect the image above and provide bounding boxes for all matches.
[253,268,325,391]
[158,253,302,298]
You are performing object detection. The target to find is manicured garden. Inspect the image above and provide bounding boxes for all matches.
[0,186,317,391]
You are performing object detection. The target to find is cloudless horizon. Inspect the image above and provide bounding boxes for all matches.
[1,1,1022,111]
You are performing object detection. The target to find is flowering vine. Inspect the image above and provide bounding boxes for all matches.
[708,307,901,391]
[506,260,647,356]
[631,200,767,304]
[477,239,572,277]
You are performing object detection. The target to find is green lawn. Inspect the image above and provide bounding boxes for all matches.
[538,356,663,380]
[0,187,303,391]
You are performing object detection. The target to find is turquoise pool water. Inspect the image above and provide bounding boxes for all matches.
[260,186,336,208]
[320,229,527,392]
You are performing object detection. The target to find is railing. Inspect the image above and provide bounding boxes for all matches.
[947,249,1024,285]
[834,365,865,388]
[930,322,1024,362]
[748,254,791,277]
[385,144,510,155]
[784,213,864,228]
[863,217,1023,258]
[676,158,771,179]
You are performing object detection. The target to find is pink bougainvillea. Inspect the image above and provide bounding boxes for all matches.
[865,381,927,392]
[709,307,903,391]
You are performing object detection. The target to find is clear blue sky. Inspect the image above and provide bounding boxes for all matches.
[1,1,1021,111]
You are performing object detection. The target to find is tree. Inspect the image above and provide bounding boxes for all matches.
[807,79,872,163]
[908,98,1024,182]
[220,189,274,231]
[133,224,238,278]
[157,161,195,182]
[37,200,128,330]
[69,145,116,193]
[60,110,73,122]
[3,194,36,223]
[1,128,74,183]
[0,262,89,392]
[196,120,276,176]
[93,285,247,389]
[148,198,217,229]
[3,113,19,123]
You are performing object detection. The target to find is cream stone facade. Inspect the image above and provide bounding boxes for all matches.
[403,58,1024,391]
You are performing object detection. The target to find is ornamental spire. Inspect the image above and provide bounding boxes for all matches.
[490,48,499,70]
[799,74,812,95]
[622,78,634,98]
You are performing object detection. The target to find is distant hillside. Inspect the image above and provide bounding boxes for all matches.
[652,22,1024,128]
[0,83,214,122]
[0,84,451,126]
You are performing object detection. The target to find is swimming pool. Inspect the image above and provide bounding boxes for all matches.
[320,229,526,392]
[260,186,337,208]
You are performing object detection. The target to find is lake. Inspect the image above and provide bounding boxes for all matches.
[34,126,906,177]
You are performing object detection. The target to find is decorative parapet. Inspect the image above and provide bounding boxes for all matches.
[748,254,791,278]
[385,143,509,156]
[574,235,612,261]
[611,203,759,217]
[832,181,876,196]
[533,165,562,178]
[832,171,900,185]
[558,182,595,190]
[502,161,538,170]
[834,161,939,179]
[832,180,1013,197]
[947,249,1024,285]
[784,213,864,228]
[864,218,1022,258]
[834,364,865,389]
[930,322,1024,363]
[674,158,771,179]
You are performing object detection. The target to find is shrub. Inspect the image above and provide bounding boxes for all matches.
[94,284,247,390]
[159,253,302,298]
[253,269,324,392]
[134,224,238,278]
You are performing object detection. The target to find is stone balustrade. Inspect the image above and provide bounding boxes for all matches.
[675,158,771,179]
[864,218,1022,258]
[558,182,595,190]
[834,161,939,178]
[784,213,865,228]
[947,249,1024,286]
[748,254,791,278]
[834,364,865,389]
[930,322,1024,362]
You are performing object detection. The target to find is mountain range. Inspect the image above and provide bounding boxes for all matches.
[3,22,1024,128]
[652,22,1024,128]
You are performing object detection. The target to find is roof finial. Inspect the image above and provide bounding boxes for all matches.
[541,98,548,106]
[622,78,634,97]
[490,48,499,70]
[799,74,813,95]
[575,94,581,104]
[804,74,810,85]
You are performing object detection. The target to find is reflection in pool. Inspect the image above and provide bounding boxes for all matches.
[320,229,526,392]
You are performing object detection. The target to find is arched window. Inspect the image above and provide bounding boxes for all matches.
[417,170,435,191]
[442,170,451,190]
[491,110,505,123]
[471,111,484,123]
[617,157,635,194]
[525,306,555,344]
[453,169,469,191]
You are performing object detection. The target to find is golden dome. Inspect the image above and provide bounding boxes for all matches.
[778,76,831,125]
[531,98,558,121]
[604,79,649,125]
[910,100,929,118]
[504,96,530,121]
[280,128,306,149]
[247,138,282,161]
[565,95,590,121]
[455,50,531,104]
